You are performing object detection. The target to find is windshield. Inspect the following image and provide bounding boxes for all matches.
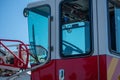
[28,6,50,64]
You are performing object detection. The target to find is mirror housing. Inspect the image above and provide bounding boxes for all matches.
[23,8,29,17]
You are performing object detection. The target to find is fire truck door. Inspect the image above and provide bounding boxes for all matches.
[26,0,56,80]
[55,0,98,80]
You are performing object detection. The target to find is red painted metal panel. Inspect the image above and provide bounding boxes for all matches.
[56,56,98,80]
[31,55,120,80]
[99,55,107,80]
[99,55,120,80]
[31,60,56,80]
[31,56,99,80]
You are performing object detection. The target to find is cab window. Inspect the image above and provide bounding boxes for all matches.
[108,0,120,54]
[60,0,92,57]
[28,6,50,64]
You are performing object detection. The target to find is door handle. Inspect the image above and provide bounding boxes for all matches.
[59,69,65,80]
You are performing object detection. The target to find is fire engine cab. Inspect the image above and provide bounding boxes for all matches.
[0,0,120,80]
[24,0,120,80]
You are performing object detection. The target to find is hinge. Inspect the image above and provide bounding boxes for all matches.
[50,16,53,21]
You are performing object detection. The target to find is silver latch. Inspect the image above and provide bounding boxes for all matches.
[59,69,65,80]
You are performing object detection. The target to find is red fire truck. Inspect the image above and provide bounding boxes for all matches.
[0,0,120,80]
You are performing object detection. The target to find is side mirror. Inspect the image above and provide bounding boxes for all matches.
[23,8,29,17]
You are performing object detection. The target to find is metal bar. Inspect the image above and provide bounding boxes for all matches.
[0,39,29,66]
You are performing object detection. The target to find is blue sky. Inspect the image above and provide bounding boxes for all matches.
[0,0,39,44]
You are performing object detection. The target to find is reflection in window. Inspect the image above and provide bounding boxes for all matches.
[60,0,92,57]
[108,0,120,53]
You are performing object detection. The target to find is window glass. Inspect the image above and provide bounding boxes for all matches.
[108,0,120,54]
[60,0,92,57]
[28,6,50,64]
